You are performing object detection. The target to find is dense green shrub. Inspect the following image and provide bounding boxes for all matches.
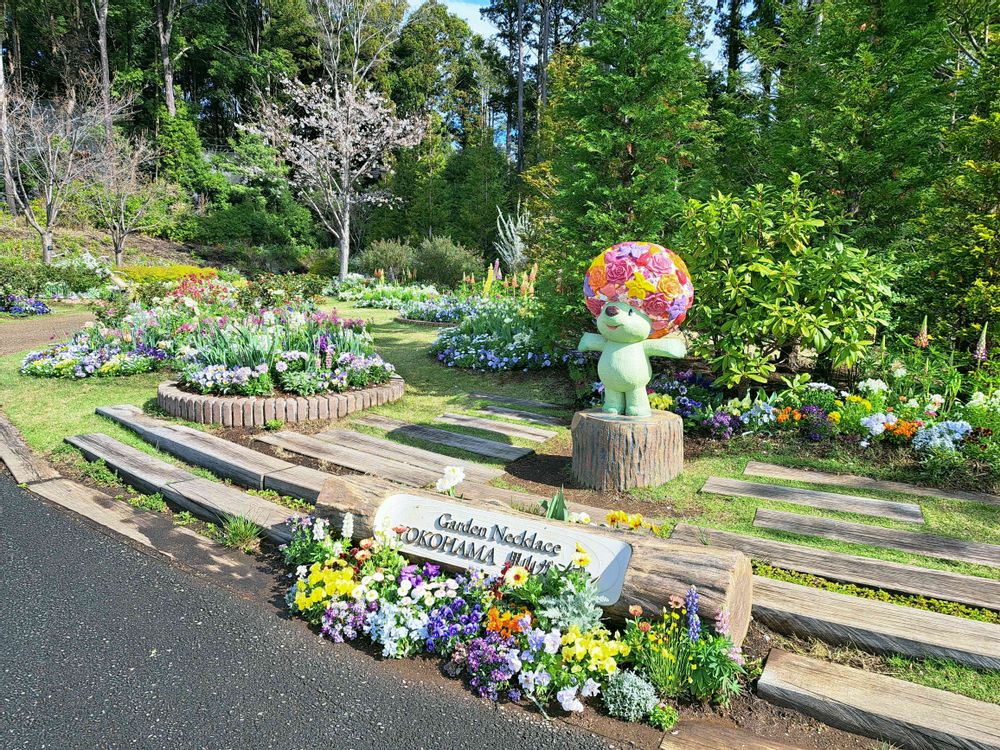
[234,273,325,310]
[0,256,105,297]
[193,193,316,248]
[679,173,892,387]
[416,236,482,288]
[356,239,417,281]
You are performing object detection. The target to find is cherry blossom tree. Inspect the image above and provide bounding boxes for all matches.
[251,79,425,279]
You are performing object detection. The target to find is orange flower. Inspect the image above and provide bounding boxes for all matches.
[656,274,682,297]
[629,604,644,617]
[486,607,531,638]
[588,266,608,289]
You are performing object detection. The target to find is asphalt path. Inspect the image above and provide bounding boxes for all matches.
[0,473,615,750]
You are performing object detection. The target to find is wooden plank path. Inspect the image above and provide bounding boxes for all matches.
[670,523,1000,611]
[758,649,1000,750]
[255,430,442,487]
[475,405,569,427]
[64,433,292,543]
[469,392,567,410]
[659,720,814,750]
[745,460,1000,507]
[316,428,503,483]
[702,476,924,523]
[434,412,557,443]
[97,405,297,488]
[755,508,1000,568]
[0,414,60,484]
[29,477,275,592]
[353,414,533,462]
[752,575,1000,670]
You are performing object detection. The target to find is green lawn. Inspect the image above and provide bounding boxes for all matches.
[1,299,997,703]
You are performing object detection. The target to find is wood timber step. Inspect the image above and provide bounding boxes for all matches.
[315,428,503,483]
[255,431,441,487]
[670,523,1000,611]
[434,412,557,442]
[97,404,296,488]
[745,460,1000,507]
[29,477,276,593]
[702,476,924,523]
[0,414,60,484]
[65,433,196,494]
[755,508,1000,568]
[474,405,569,427]
[659,719,815,750]
[468,392,567,410]
[353,414,533,462]
[64,433,292,543]
[752,575,1000,670]
[757,649,1000,750]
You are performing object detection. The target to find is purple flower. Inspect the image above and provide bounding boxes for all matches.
[685,586,701,642]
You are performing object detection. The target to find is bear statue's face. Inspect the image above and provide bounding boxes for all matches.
[596,302,652,343]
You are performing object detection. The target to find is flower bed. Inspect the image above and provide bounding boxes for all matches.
[430,297,567,372]
[281,514,744,727]
[20,274,399,400]
[157,376,405,426]
[1,294,51,317]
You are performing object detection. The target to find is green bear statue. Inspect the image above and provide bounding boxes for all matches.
[579,242,695,418]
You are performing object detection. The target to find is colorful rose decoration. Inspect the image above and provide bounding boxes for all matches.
[583,242,694,339]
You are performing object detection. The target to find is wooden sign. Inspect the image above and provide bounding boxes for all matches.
[375,494,633,605]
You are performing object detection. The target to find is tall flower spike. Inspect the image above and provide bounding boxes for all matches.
[974,323,989,363]
[685,586,701,642]
[915,316,930,349]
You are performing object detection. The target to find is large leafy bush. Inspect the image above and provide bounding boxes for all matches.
[679,173,891,387]
[416,236,482,288]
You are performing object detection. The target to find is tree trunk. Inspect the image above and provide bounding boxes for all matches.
[515,0,525,172]
[571,409,684,491]
[316,473,753,645]
[113,234,126,266]
[94,0,112,143]
[537,0,550,110]
[0,30,19,214]
[155,0,176,116]
[338,202,351,280]
[41,230,55,264]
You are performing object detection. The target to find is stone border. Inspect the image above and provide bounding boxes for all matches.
[157,376,405,427]
[394,316,454,327]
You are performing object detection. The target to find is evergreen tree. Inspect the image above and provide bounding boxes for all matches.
[541,0,710,328]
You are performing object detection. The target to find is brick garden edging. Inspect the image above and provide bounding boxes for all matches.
[157,376,406,427]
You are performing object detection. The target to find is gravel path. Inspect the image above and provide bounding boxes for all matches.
[0,311,94,356]
[0,473,617,750]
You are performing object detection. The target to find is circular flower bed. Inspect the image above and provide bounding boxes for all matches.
[158,376,405,426]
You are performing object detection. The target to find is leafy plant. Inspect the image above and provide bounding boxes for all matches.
[679,174,892,387]
[126,492,167,513]
[540,487,568,521]
[602,670,658,722]
[218,515,263,553]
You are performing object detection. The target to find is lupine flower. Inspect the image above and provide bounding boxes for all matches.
[685,586,701,643]
[974,323,989,363]
[915,316,930,348]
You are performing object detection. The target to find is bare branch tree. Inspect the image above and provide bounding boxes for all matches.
[90,0,113,143]
[6,82,118,262]
[90,136,163,266]
[247,79,425,280]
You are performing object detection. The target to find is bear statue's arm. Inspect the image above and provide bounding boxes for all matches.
[644,334,687,359]
[578,332,606,353]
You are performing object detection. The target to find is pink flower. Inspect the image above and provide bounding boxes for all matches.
[643,249,676,276]
[643,293,671,317]
[604,258,633,284]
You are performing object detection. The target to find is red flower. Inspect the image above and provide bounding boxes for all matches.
[628,604,644,617]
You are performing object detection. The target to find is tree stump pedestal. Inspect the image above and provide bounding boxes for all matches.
[571,409,684,491]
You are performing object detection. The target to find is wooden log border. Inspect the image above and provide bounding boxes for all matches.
[156,376,405,427]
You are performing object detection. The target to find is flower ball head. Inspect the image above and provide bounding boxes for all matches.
[583,241,694,338]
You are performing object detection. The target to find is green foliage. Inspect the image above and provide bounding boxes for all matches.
[904,110,1000,346]
[647,703,678,731]
[0,256,105,297]
[126,492,168,513]
[602,670,658,722]
[264,418,284,431]
[79,459,119,487]
[753,563,1000,624]
[172,510,197,526]
[155,106,227,199]
[357,239,417,280]
[539,0,711,334]
[679,174,892,387]
[218,515,263,553]
[416,236,482,288]
[540,487,568,521]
